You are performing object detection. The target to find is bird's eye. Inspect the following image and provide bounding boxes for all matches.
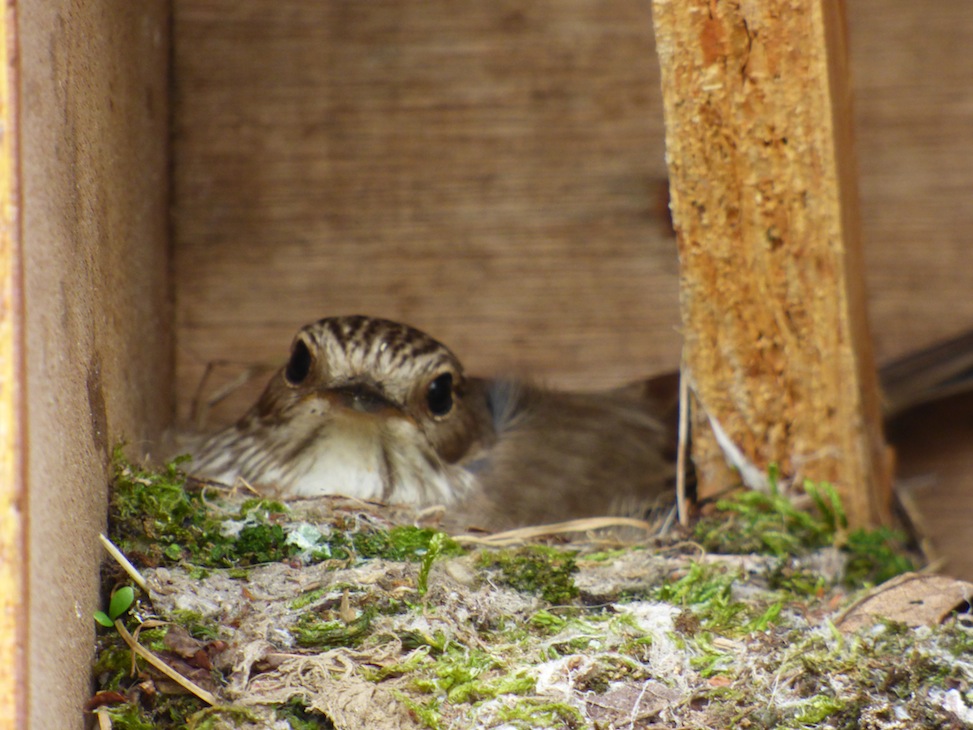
[284,339,313,386]
[426,373,454,417]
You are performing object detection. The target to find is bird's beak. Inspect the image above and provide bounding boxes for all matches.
[326,383,400,415]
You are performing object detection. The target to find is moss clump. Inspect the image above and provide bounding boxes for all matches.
[409,645,535,706]
[654,561,783,643]
[350,525,463,562]
[479,545,579,604]
[694,469,914,587]
[292,610,374,649]
[843,526,915,586]
[779,618,973,728]
[167,609,222,641]
[693,470,842,557]
[109,448,299,567]
[109,448,464,571]
[492,700,585,728]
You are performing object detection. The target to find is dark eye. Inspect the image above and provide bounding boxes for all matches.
[426,373,453,416]
[284,339,312,386]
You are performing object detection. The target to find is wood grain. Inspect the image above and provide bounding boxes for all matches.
[0,1,24,725]
[19,3,170,727]
[652,0,890,527]
[852,2,973,361]
[171,0,973,416]
[171,0,681,426]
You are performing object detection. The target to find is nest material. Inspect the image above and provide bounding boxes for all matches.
[101,488,973,730]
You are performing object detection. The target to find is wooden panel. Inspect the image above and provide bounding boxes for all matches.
[853,2,973,360]
[19,2,170,727]
[851,1,973,573]
[171,0,973,421]
[0,0,23,724]
[172,0,680,426]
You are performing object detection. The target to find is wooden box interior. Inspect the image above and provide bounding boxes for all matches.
[16,0,973,725]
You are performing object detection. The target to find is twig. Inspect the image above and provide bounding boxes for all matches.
[114,619,218,706]
[95,707,112,730]
[99,534,148,593]
[676,360,690,527]
[453,516,654,547]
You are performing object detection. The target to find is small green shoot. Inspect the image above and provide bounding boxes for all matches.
[94,585,135,627]
[417,531,447,597]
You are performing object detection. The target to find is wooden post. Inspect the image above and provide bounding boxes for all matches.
[652,0,892,527]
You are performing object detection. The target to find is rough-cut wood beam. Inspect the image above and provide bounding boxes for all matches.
[652,0,891,527]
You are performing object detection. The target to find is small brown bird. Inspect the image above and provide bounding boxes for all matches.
[189,315,973,530]
[189,315,680,530]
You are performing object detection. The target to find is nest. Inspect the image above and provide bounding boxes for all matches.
[90,459,973,729]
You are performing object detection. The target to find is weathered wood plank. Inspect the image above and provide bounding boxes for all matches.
[19,3,171,726]
[652,0,891,526]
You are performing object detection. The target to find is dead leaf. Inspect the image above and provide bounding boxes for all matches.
[835,572,973,633]
[585,680,680,728]
[83,691,128,712]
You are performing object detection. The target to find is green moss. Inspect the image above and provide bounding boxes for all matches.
[653,561,787,641]
[693,471,840,557]
[400,629,450,654]
[168,609,221,641]
[275,698,336,728]
[767,560,827,597]
[138,626,171,654]
[109,449,464,572]
[417,531,450,597]
[292,611,374,649]
[528,609,568,634]
[97,695,208,730]
[409,645,534,705]
[479,545,579,604]
[362,647,433,681]
[91,641,134,692]
[693,469,914,588]
[109,448,298,567]
[96,704,157,730]
[767,619,973,728]
[654,562,742,630]
[492,700,585,728]
[186,705,263,729]
[844,526,915,586]
[290,587,329,610]
[394,693,443,730]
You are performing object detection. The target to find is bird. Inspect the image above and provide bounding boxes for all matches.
[188,314,973,531]
[188,315,681,530]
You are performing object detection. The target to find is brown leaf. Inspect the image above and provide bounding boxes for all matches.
[83,691,128,712]
[585,680,681,727]
[835,572,973,633]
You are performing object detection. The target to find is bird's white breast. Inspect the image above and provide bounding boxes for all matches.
[280,413,474,506]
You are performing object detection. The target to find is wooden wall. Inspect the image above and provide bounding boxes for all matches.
[172,0,973,426]
[171,0,680,427]
[854,2,973,358]
[19,2,170,727]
